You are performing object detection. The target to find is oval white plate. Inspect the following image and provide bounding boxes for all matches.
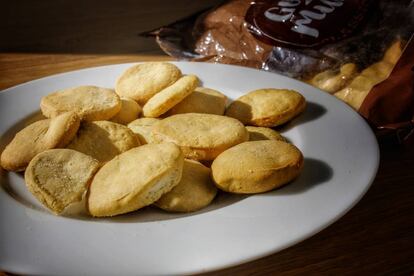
[0,62,379,275]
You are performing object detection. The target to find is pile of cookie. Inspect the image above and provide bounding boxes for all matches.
[0,62,306,217]
[308,40,402,110]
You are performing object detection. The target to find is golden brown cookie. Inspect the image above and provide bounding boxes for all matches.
[67,121,140,163]
[1,112,80,171]
[110,97,142,125]
[127,118,160,144]
[87,143,184,217]
[225,89,306,127]
[245,126,285,142]
[40,86,121,121]
[211,140,303,194]
[115,62,182,105]
[152,113,249,161]
[155,159,217,212]
[165,87,227,116]
[308,63,358,94]
[334,40,402,110]
[25,149,100,214]
[142,75,199,118]
[44,111,81,148]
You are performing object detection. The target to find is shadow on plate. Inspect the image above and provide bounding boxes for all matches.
[107,192,249,223]
[277,102,327,132]
[264,157,333,196]
[0,168,51,217]
[2,166,250,223]
[1,158,331,223]
[77,158,332,222]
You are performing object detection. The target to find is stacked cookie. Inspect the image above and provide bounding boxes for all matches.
[0,62,306,217]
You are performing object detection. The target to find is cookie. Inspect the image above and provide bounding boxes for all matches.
[142,75,199,118]
[211,140,303,194]
[115,62,182,105]
[155,159,217,212]
[110,97,142,125]
[165,87,227,116]
[25,149,100,214]
[246,126,285,142]
[308,63,358,93]
[152,113,249,161]
[40,86,121,121]
[67,121,140,163]
[127,118,160,144]
[87,143,184,217]
[334,40,402,109]
[1,112,80,171]
[225,89,306,127]
[44,111,81,148]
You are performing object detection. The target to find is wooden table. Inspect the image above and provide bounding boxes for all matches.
[1,1,413,275]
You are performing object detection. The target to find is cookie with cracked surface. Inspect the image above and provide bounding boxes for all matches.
[24,149,99,214]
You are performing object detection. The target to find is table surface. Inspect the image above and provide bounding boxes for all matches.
[1,1,414,275]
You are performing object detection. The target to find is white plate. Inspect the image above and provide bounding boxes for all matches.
[0,62,379,275]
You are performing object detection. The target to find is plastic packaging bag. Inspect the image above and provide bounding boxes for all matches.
[145,0,414,145]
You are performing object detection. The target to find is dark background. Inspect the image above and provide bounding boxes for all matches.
[1,0,223,54]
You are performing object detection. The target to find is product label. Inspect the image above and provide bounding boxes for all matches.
[245,0,371,48]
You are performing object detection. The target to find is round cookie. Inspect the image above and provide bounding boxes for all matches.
[127,118,160,144]
[87,143,184,217]
[246,126,285,142]
[1,112,80,171]
[155,159,217,212]
[40,86,121,121]
[225,89,306,127]
[152,113,249,161]
[166,87,227,116]
[111,97,142,125]
[115,62,182,105]
[211,140,303,194]
[142,75,199,118]
[67,121,140,163]
[25,149,100,214]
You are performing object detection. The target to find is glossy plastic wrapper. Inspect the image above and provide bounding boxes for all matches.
[145,0,414,145]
